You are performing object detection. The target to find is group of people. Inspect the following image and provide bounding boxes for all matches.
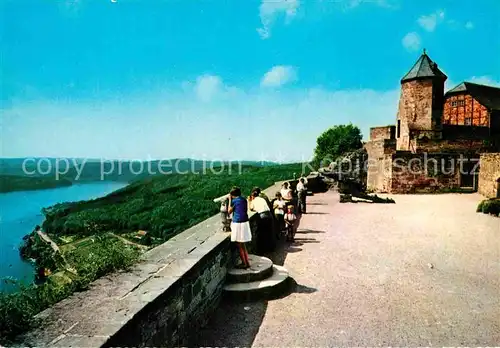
[275,178,308,240]
[219,179,308,269]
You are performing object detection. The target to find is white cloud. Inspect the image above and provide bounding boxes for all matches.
[261,66,297,87]
[417,10,445,32]
[257,0,300,39]
[445,75,500,91]
[3,84,398,161]
[194,75,222,102]
[402,32,421,52]
[417,11,473,32]
[183,75,243,102]
[468,76,500,87]
[465,21,474,30]
[343,0,399,10]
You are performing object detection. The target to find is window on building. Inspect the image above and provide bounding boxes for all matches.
[465,117,472,126]
[451,100,465,107]
[397,120,401,138]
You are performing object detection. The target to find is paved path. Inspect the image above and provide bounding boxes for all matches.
[37,230,60,253]
[194,190,500,346]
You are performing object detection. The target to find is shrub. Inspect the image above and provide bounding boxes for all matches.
[477,200,485,212]
[339,194,352,203]
[478,199,500,216]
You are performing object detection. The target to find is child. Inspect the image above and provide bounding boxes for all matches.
[284,205,297,242]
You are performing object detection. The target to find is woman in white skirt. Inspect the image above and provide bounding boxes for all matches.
[228,187,252,269]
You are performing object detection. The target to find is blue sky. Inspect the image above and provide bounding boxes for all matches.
[1,0,499,162]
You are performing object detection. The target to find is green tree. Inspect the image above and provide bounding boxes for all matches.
[313,124,363,168]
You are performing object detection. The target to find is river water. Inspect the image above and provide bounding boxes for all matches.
[0,182,127,291]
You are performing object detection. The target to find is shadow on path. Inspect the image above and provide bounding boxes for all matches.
[296,229,326,234]
[190,211,317,347]
[292,237,320,245]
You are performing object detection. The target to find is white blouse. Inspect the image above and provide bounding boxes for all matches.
[280,188,292,200]
[249,196,270,213]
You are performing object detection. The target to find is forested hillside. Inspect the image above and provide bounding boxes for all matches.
[41,163,307,244]
[2,163,306,342]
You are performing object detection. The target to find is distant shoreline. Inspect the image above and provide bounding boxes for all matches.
[0,158,280,194]
[0,175,73,194]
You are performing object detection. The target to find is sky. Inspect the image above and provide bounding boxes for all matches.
[1,0,499,162]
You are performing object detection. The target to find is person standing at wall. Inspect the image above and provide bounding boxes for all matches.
[280,182,293,202]
[296,177,308,214]
[273,192,286,235]
[251,187,273,210]
[249,188,275,253]
[228,187,251,269]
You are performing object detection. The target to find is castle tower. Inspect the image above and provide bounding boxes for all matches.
[396,49,447,151]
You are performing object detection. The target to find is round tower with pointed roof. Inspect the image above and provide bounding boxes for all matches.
[396,50,447,151]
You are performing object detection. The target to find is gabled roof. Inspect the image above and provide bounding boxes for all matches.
[401,50,447,83]
[445,82,500,111]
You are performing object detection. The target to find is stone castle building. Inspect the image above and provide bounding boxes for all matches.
[366,50,500,194]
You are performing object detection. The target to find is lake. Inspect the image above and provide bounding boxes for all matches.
[0,182,127,291]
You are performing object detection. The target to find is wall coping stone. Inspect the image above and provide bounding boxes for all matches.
[20,181,287,347]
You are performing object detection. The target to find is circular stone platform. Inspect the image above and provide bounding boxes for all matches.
[226,254,274,283]
[223,265,290,301]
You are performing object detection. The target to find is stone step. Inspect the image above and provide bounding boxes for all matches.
[226,255,274,283]
[223,265,291,302]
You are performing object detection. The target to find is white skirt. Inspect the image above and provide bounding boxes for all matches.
[230,221,252,243]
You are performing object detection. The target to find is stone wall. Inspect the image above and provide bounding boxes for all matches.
[441,125,490,141]
[414,138,488,153]
[367,155,393,193]
[370,126,395,141]
[21,215,232,347]
[104,235,231,347]
[390,152,471,193]
[396,79,436,151]
[478,153,500,198]
[21,182,287,347]
[365,139,396,192]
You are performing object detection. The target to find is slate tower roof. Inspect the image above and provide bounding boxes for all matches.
[401,49,447,83]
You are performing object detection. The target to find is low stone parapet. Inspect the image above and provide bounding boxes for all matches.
[20,181,288,347]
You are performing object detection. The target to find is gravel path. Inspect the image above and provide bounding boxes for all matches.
[194,190,500,346]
